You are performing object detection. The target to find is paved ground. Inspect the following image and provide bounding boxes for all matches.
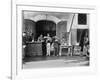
[23,56,89,69]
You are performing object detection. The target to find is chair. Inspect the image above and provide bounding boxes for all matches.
[72,43,81,56]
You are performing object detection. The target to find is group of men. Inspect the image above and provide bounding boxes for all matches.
[22,32,61,58]
[38,34,60,56]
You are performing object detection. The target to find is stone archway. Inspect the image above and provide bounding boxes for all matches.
[24,14,60,24]
[23,14,68,40]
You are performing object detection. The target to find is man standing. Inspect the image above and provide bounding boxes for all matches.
[53,37,60,56]
[46,39,51,56]
[46,33,52,56]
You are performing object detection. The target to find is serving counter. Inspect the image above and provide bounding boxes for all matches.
[26,42,42,56]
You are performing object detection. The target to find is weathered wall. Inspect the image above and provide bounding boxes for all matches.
[70,14,89,45]
[56,21,67,40]
[23,19,36,38]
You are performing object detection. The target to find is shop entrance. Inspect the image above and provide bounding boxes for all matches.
[36,20,56,39]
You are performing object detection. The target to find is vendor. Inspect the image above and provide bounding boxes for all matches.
[38,34,44,42]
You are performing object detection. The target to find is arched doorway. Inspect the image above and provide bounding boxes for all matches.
[23,19,36,41]
[56,21,67,40]
[36,20,56,39]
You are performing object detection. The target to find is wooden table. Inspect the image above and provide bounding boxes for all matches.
[59,45,72,56]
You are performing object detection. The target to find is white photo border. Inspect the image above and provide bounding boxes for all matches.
[11,4,97,80]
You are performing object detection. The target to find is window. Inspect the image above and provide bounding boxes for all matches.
[78,13,87,25]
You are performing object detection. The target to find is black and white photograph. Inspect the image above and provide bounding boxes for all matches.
[10,1,97,80]
[22,11,90,69]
